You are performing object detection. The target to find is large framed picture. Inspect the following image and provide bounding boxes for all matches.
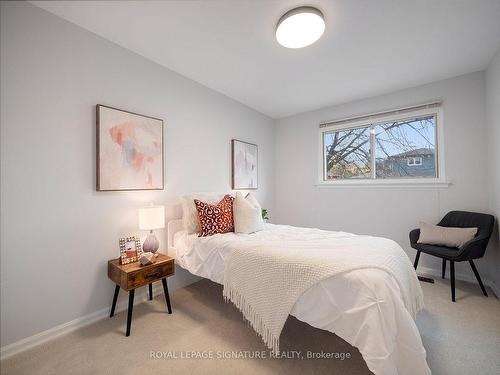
[231,139,258,190]
[96,105,164,191]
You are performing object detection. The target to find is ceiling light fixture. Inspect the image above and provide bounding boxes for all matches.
[276,6,325,49]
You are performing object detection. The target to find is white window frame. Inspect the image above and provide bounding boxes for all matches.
[407,157,423,166]
[317,105,449,188]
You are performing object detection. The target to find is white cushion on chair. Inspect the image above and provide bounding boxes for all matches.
[417,222,477,248]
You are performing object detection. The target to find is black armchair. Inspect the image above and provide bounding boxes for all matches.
[410,211,495,302]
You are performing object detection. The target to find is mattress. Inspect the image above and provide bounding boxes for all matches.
[172,223,430,375]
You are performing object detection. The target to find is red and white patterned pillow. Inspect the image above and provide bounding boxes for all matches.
[194,194,235,237]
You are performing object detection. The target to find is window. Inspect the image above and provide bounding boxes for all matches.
[323,126,371,179]
[407,157,422,166]
[320,103,443,183]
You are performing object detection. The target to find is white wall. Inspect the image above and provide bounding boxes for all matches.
[274,72,493,284]
[486,49,500,288]
[0,2,274,348]
[2,0,498,356]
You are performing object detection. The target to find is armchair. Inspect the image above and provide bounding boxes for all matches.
[409,211,494,302]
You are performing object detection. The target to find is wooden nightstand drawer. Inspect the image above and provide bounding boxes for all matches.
[127,260,174,289]
[108,254,174,291]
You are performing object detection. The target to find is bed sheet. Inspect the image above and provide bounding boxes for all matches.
[173,224,430,375]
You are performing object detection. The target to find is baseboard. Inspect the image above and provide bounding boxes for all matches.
[417,266,499,299]
[489,282,500,299]
[1,263,200,360]
[0,284,164,360]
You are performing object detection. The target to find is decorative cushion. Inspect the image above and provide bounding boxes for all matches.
[181,193,225,234]
[194,195,235,237]
[233,192,264,234]
[417,222,478,248]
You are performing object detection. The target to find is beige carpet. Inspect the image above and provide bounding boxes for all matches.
[1,276,499,375]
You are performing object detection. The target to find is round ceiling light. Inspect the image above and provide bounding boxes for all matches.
[276,6,325,49]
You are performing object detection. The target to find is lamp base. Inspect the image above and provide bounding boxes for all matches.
[142,231,159,253]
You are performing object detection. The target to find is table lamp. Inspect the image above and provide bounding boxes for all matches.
[139,205,165,253]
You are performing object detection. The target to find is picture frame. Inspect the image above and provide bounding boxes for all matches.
[231,139,258,190]
[96,104,164,191]
[119,236,142,265]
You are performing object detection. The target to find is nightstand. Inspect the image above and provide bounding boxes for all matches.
[107,254,175,336]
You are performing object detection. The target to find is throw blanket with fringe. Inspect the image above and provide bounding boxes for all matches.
[223,232,424,353]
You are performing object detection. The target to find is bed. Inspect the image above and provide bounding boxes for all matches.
[168,219,430,375]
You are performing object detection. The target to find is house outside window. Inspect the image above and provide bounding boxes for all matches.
[319,102,445,185]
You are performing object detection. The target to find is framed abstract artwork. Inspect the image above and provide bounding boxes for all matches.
[96,105,164,191]
[231,139,258,190]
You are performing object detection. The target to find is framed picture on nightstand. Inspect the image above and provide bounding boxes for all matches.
[119,236,142,265]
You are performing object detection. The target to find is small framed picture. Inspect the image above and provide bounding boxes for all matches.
[119,236,142,265]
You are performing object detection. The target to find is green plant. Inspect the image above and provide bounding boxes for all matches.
[261,208,269,221]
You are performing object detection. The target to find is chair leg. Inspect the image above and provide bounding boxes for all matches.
[414,251,421,270]
[450,261,455,302]
[148,283,153,301]
[469,260,488,297]
[442,259,446,279]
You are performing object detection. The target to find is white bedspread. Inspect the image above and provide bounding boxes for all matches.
[173,224,430,375]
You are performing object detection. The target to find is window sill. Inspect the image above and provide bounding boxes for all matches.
[315,179,451,189]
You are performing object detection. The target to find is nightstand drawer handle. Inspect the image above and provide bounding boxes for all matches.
[145,272,160,279]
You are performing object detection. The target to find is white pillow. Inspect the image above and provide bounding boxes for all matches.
[417,222,477,248]
[233,192,264,234]
[181,193,226,234]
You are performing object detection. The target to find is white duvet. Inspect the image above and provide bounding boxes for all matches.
[173,224,430,375]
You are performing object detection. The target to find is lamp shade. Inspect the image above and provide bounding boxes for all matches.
[139,205,165,230]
